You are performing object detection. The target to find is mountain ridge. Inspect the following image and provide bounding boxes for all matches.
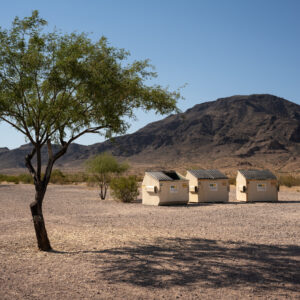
[1,94,300,173]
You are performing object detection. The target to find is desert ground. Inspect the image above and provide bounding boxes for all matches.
[0,184,299,299]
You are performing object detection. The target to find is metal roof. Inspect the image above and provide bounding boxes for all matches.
[146,171,186,181]
[187,169,228,179]
[238,169,277,180]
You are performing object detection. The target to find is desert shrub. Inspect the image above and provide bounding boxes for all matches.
[228,177,236,185]
[279,175,300,187]
[86,175,98,187]
[18,173,34,184]
[85,153,129,200]
[12,177,19,184]
[0,174,7,182]
[134,175,144,182]
[110,176,139,203]
[66,172,90,183]
[0,171,91,185]
[50,169,68,184]
[0,174,19,184]
[49,171,93,184]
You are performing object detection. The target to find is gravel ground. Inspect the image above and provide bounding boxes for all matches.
[0,184,299,299]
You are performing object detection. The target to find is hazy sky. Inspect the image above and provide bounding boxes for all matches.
[0,0,299,149]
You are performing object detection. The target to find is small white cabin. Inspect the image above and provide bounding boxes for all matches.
[142,171,189,206]
[236,169,278,202]
[186,169,229,203]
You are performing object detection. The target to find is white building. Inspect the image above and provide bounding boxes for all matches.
[186,169,229,203]
[236,169,278,202]
[142,171,189,205]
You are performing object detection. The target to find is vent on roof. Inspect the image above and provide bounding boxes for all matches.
[164,171,180,180]
[146,171,184,181]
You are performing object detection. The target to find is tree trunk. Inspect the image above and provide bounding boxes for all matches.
[25,142,68,251]
[99,183,108,200]
[30,188,52,251]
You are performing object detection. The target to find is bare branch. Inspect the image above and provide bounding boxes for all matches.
[25,147,37,184]
[47,139,53,160]
[0,116,27,135]
[36,145,42,181]
[68,125,108,144]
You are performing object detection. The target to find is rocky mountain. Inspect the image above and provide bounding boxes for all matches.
[1,94,300,173]
[0,147,9,154]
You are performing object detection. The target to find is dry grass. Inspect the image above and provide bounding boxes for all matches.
[0,184,299,299]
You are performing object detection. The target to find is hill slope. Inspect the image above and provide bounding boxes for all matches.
[90,94,300,171]
[1,94,300,173]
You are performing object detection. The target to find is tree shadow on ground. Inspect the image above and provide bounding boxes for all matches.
[93,238,300,291]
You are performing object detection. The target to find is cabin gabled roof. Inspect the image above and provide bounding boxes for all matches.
[238,169,277,180]
[187,169,228,179]
[146,171,186,181]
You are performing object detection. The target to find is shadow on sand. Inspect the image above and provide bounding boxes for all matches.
[52,237,300,291]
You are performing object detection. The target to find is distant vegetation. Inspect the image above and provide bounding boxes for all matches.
[278,175,300,187]
[0,170,91,185]
[1,172,300,188]
[0,173,33,184]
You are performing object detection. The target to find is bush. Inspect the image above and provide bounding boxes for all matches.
[228,177,236,185]
[0,174,19,184]
[50,169,68,184]
[85,153,129,200]
[66,172,90,184]
[110,176,139,203]
[0,171,90,185]
[18,173,34,184]
[279,175,300,187]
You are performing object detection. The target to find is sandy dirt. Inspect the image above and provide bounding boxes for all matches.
[0,184,299,299]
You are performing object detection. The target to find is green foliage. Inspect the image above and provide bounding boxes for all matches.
[0,173,33,184]
[0,10,180,199]
[17,173,33,184]
[65,172,90,184]
[49,169,66,184]
[278,175,300,187]
[48,169,90,184]
[0,171,94,185]
[85,153,128,199]
[0,10,180,145]
[85,153,128,175]
[110,176,139,203]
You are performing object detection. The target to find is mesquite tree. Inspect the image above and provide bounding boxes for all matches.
[85,153,128,200]
[0,11,179,251]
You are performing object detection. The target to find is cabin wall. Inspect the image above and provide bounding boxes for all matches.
[142,175,160,205]
[142,176,189,205]
[198,179,229,202]
[159,180,189,205]
[247,180,278,202]
[186,172,199,203]
[236,172,247,201]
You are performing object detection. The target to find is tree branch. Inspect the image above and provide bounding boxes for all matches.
[36,144,42,181]
[68,125,108,144]
[34,72,43,142]
[47,139,53,160]
[0,116,27,136]
[25,147,38,184]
